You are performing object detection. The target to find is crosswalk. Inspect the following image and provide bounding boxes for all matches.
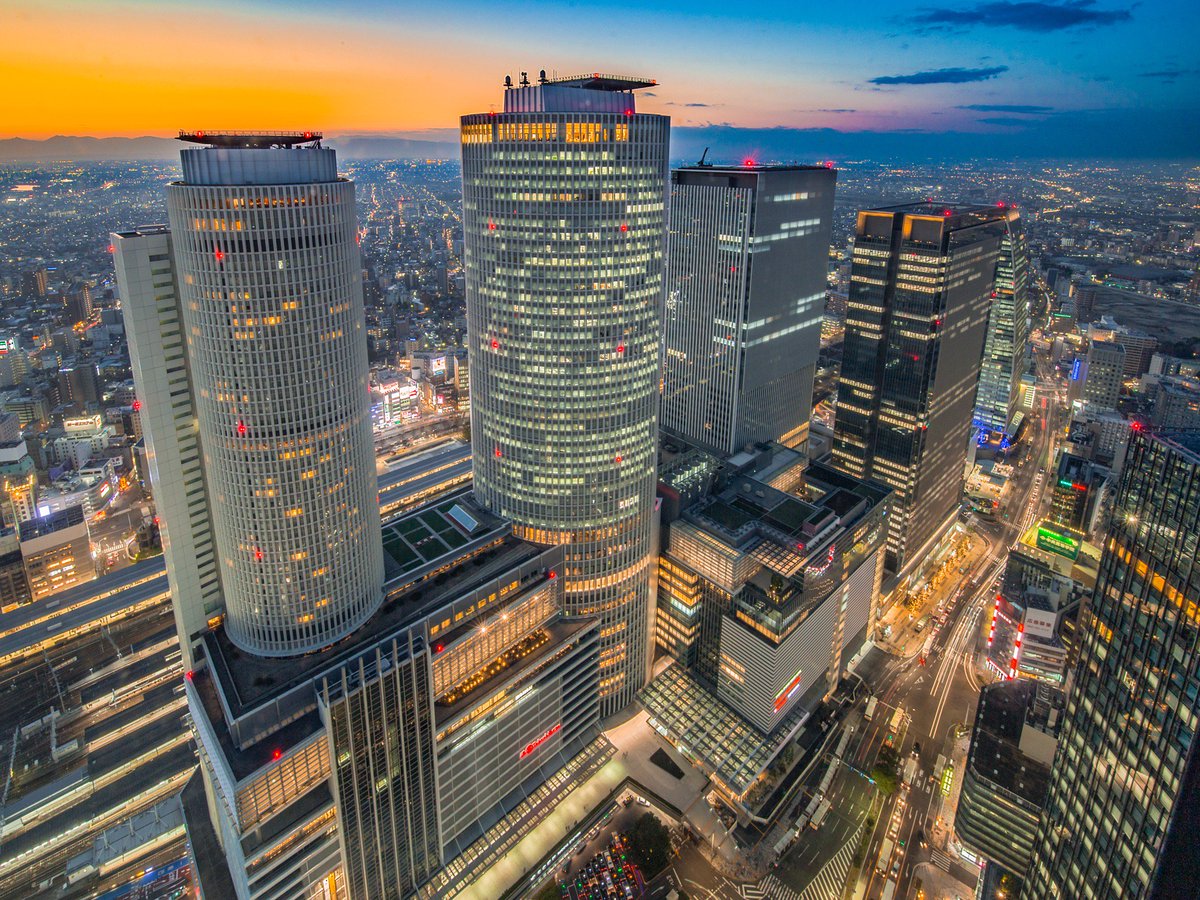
[740,875,801,900]
[930,849,954,872]
[796,830,858,900]
[741,828,859,900]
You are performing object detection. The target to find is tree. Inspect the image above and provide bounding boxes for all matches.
[627,812,672,878]
[533,882,560,900]
[871,745,902,795]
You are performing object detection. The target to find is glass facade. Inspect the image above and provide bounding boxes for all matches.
[461,84,669,714]
[832,204,1006,572]
[1029,431,1200,898]
[974,210,1030,436]
[321,643,441,900]
[662,166,835,455]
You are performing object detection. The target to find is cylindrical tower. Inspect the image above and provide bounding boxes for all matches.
[166,133,383,656]
[461,75,669,714]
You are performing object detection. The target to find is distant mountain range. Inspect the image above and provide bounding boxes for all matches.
[0,134,460,162]
[3,116,1197,163]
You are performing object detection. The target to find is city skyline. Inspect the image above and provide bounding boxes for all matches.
[3,0,1199,158]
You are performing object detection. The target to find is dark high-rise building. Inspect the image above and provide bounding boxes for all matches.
[662,164,836,455]
[1029,429,1200,898]
[1049,452,1108,535]
[831,203,1008,572]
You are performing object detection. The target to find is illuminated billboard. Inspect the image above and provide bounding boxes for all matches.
[431,356,447,377]
[1036,523,1082,560]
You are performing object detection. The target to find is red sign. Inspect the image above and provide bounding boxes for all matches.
[519,723,561,759]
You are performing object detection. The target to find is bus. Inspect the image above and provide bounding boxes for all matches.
[864,696,878,721]
[809,797,832,830]
[880,879,897,900]
[877,838,894,874]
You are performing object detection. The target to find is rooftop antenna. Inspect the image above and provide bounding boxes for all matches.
[520,71,530,87]
[538,69,548,84]
[697,147,710,167]
[504,75,512,89]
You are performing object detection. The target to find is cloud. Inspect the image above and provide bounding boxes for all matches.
[910,1,1132,32]
[643,92,657,97]
[869,66,1009,85]
[957,103,1054,113]
[816,108,858,113]
[665,101,715,107]
[1138,69,1199,81]
[977,117,1034,126]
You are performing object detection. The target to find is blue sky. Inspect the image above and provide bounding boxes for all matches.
[6,0,1197,156]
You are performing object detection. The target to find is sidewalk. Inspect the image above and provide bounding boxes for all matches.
[603,709,741,869]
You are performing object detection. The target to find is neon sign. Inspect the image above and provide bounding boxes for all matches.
[519,723,561,759]
[774,669,804,712]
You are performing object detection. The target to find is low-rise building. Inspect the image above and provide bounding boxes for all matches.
[955,679,1061,894]
[18,505,94,599]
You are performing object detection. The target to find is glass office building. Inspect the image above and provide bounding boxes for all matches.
[461,74,669,713]
[832,203,1007,573]
[974,208,1030,437]
[1029,429,1200,898]
[663,164,835,455]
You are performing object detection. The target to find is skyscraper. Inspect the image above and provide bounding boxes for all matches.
[832,203,1007,573]
[112,225,222,654]
[461,73,669,713]
[164,131,383,656]
[118,133,603,900]
[662,164,836,455]
[974,207,1029,437]
[1029,429,1200,898]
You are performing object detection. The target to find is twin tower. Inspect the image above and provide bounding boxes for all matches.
[120,74,669,714]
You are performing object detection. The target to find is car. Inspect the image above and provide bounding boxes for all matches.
[636,797,650,807]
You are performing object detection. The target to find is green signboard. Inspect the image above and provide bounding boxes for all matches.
[1037,524,1081,560]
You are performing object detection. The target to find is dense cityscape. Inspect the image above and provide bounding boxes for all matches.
[0,32,1199,900]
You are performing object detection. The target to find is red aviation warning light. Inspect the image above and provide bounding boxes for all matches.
[490,338,499,349]
[620,223,628,232]
[488,220,497,231]
[237,420,247,436]
[272,748,282,761]
[215,248,225,262]
[616,343,625,354]
[494,446,502,458]
[254,547,263,562]
[615,455,623,464]
[132,399,142,412]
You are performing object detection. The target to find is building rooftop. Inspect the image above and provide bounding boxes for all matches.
[176,130,323,148]
[867,200,1016,222]
[204,496,525,721]
[536,72,656,91]
[967,679,1053,806]
[1155,428,1200,460]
